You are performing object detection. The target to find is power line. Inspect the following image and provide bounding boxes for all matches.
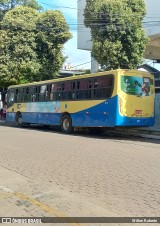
[38,0,160,33]
[71,61,91,68]
[39,1,160,19]
[39,2,77,10]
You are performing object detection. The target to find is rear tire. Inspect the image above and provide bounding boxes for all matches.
[16,113,22,126]
[61,115,73,134]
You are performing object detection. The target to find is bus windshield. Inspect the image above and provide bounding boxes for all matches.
[121,75,152,96]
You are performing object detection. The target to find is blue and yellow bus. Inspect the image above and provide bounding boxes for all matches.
[6,69,155,133]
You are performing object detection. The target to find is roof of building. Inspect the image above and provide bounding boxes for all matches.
[138,64,160,89]
[59,70,85,77]
[138,64,160,79]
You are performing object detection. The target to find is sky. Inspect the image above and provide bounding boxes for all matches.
[37,0,160,71]
[37,0,91,69]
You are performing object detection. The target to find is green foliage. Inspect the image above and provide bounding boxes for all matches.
[0,0,42,20]
[21,0,42,10]
[36,10,72,80]
[84,0,149,70]
[0,6,72,87]
[84,69,91,74]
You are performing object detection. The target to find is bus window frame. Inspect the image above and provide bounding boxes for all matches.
[7,89,16,107]
[7,74,114,104]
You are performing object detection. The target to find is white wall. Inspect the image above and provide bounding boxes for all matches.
[77,0,91,50]
[144,0,160,37]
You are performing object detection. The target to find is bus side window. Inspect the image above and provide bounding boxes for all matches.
[22,88,26,102]
[94,79,98,88]
[32,95,35,102]
[61,81,72,100]
[71,82,76,100]
[50,84,54,101]
[50,83,57,101]
[87,80,92,99]
[22,88,25,102]
[35,86,40,102]
[30,87,35,102]
[31,86,36,102]
[9,93,15,102]
[56,83,62,101]
[15,89,18,103]
[8,91,15,107]
[93,76,113,99]
[26,87,30,102]
[39,85,47,102]
[62,83,65,91]
[45,84,51,101]
[88,80,92,89]
[76,81,80,99]
[77,81,80,89]
[77,80,88,100]
[16,88,23,103]
[72,82,76,90]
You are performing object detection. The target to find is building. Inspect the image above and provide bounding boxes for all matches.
[59,70,85,78]
[77,0,160,64]
[138,64,160,92]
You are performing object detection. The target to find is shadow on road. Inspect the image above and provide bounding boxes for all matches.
[1,120,160,145]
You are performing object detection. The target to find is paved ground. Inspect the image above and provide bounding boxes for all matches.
[0,123,160,225]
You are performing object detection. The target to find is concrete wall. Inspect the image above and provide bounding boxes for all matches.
[144,0,160,37]
[77,0,91,50]
[144,0,160,60]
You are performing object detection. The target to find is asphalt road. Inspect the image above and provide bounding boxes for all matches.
[0,123,160,225]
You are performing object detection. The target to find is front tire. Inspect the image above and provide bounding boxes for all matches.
[16,113,23,126]
[61,115,73,134]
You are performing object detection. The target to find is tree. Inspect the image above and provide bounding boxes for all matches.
[84,0,149,70]
[0,6,72,87]
[0,0,42,20]
[36,10,72,80]
[0,6,40,87]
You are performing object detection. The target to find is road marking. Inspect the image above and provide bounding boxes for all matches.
[0,186,14,199]
[0,186,13,192]
[14,192,82,226]
[0,186,82,226]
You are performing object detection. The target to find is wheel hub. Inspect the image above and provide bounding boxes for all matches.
[18,117,22,125]
[63,119,69,131]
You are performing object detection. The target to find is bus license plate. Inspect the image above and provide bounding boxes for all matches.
[135,110,142,115]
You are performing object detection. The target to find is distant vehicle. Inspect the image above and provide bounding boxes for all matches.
[6,69,155,133]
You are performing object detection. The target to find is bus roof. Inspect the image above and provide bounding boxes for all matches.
[8,69,153,89]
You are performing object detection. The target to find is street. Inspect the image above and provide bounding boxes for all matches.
[0,123,160,225]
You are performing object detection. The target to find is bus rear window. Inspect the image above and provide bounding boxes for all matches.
[121,75,152,96]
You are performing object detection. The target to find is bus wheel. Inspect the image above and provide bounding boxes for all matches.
[61,115,73,134]
[16,113,22,126]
